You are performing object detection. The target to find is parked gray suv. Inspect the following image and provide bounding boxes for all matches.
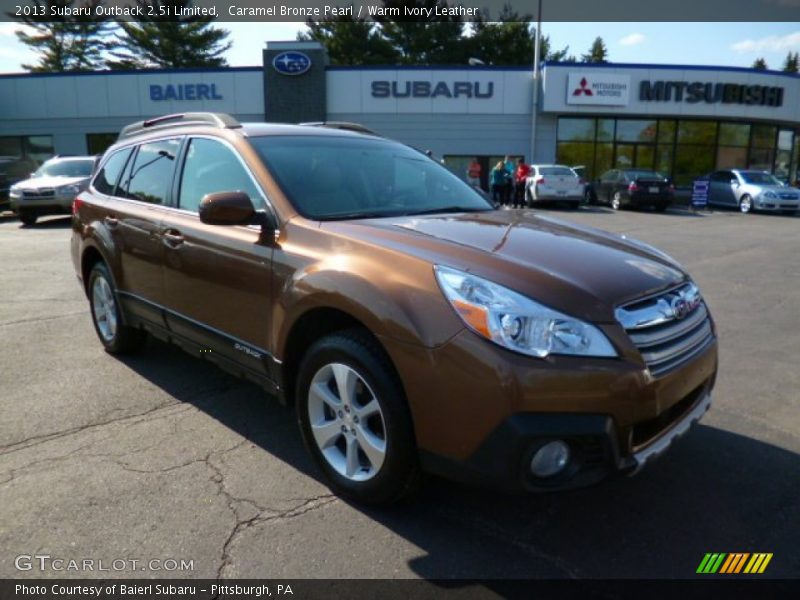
[9,156,97,225]
[707,169,799,214]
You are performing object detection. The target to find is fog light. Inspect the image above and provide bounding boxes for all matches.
[530,440,570,478]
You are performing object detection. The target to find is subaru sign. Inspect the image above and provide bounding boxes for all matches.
[272,51,312,76]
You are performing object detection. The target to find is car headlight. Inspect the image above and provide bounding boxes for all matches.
[434,265,617,358]
[57,184,81,196]
[9,186,21,198]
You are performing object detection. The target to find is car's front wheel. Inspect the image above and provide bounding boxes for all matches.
[296,330,420,504]
[610,192,622,210]
[88,262,146,354]
[18,210,37,226]
[739,194,753,214]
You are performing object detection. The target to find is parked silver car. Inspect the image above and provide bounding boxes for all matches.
[707,169,799,214]
[9,156,97,225]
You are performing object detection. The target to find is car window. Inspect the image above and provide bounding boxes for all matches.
[740,171,781,185]
[34,159,95,178]
[119,138,181,205]
[178,138,264,213]
[92,148,132,196]
[540,167,575,177]
[250,135,492,220]
[601,170,617,182]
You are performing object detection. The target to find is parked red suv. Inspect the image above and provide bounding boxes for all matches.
[71,113,718,504]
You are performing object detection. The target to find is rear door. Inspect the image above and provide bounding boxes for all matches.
[709,170,737,206]
[107,137,182,324]
[161,136,275,379]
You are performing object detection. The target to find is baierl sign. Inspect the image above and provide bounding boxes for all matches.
[566,73,630,106]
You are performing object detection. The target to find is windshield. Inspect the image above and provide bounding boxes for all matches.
[34,159,94,178]
[249,135,493,220]
[740,171,781,185]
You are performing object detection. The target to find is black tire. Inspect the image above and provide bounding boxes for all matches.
[19,210,37,226]
[654,203,669,212]
[87,262,146,354]
[296,329,421,505]
[584,188,596,205]
[568,201,580,210]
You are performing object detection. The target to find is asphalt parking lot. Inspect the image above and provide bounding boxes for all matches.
[0,206,798,580]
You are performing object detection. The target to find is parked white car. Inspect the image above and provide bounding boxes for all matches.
[525,164,584,209]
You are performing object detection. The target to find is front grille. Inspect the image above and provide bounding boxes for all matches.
[22,189,54,198]
[616,282,715,378]
[630,382,706,449]
[778,193,798,200]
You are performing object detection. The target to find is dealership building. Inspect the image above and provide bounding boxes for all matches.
[1,40,799,188]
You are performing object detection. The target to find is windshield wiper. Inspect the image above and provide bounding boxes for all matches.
[404,205,490,216]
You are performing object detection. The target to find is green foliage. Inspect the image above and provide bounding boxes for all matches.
[9,0,113,72]
[297,17,399,65]
[581,36,608,63]
[751,57,768,70]
[106,0,231,69]
[781,51,799,73]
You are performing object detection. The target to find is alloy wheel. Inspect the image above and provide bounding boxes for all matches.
[306,363,387,482]
[92,276,118,342]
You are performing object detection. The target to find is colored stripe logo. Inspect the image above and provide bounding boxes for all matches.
[697,552,773,574]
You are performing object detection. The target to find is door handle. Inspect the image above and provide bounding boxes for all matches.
[162,230,184,248]
[104,216,119,229]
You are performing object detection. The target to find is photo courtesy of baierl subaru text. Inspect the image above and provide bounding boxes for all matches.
[0,0,798,598]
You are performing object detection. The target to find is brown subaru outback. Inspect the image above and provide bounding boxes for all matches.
[71,113,718,504]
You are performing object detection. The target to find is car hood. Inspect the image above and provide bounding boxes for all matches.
[326,210,688,323]
[13,175,88,189]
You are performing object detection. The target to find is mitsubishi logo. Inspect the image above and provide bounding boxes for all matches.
[573,77,593,96]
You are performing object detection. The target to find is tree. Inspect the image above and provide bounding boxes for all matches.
[8,0,113,72]
[106,0,231,69]
[781,51,799,73]
[298,17,398,65]
[752,57,768,70]
[373,1,467,64]
[581,36,608,63]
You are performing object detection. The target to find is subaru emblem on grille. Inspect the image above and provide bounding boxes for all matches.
[671,296,690,319]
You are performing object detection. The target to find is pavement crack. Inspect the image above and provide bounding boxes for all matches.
[0,311,85,328]
[0,402,187,457]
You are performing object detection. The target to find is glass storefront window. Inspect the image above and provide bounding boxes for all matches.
[777,130,793,151]
[678,121,717,145]
[87,133,118,156]
[749,147,774,171]
[556,142,595,177]
[718,123,750,147]
[774,149,791,182]
[557,118,596,142]
[0,135,53,186]
[655,145,674,177]
[636,145,655,170]
[594,144,613,178]
[658,120,676,144]
[717,146,748,170]
[616,120,657,143]
[597,119,614,141]
[673,145,714,186]
[614,144,634,168]
[751,125,776,148]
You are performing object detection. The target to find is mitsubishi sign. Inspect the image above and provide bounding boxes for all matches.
[567,73,630,106]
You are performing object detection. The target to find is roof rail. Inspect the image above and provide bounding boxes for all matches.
[299,121,381,136]
[118,112,241,140]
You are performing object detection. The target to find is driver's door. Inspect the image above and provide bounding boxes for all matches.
[161,136,275,378]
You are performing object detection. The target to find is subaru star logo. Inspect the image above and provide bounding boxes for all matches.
[573,77,593,96]
[272,51,312,76]
[671,296,690,320]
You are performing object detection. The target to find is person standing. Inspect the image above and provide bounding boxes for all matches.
[503,155,515,206]
[466,157,482,189]
[490,161,507,206]
[514,158,531,208]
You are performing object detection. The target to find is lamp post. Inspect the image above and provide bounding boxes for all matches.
[529,0,542,163]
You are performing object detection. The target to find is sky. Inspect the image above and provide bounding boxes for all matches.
[1,22,800,73]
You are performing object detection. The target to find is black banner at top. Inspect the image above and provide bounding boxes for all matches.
[0,0,799,22]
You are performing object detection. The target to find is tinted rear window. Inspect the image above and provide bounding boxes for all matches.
[93,148,132,196]
[624,170,664,179]
[119,139,181,205]
[540,167,576,176]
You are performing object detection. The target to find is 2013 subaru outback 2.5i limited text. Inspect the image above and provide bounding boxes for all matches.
[71,113,718,504]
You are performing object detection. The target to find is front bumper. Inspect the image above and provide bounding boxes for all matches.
[384,322,718,492]
[754,197,799,211]
[9,193,73,213]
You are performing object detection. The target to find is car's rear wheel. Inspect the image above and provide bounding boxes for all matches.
[296,329,420,504]
[739,194,753,214]
[18,210,37,226]
[654,203,669,212]
[610,192,622,210]
[88,262,146,354]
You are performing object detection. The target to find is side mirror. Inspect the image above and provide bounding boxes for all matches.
[199,191,257,226]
